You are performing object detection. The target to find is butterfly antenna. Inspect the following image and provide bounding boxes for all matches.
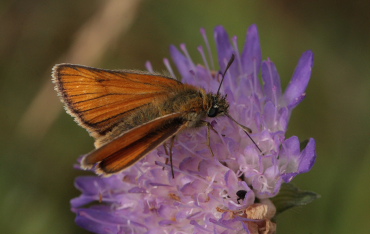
[225,113,263,153]
[244,131,262,153]
[216,54,235,96]
[217,55,263,154]
[214,54,262,153]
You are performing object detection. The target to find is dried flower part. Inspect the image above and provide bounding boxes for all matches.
[248,220,277,234]
[71,25,316,234]
[245,199,276,220]
[243,199,277,234]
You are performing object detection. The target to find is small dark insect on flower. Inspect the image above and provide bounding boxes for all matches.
[236,190,248,204]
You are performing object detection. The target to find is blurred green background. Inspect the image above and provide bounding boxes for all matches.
[1,0,369,233]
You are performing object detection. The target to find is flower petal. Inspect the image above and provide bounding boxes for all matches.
[214,25,238,78]
[298,138,317,173]
[170,45,194,82]
[241,24,262,76]
[283,50,314,109]
[262,59,282,106]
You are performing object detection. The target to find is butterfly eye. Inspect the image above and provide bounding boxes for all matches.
[208,106,219,117]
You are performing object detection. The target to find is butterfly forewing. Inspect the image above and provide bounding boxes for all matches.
[52,64,183,137]
[82,113,187,174]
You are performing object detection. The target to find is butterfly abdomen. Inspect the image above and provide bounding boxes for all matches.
[94,104,162,148]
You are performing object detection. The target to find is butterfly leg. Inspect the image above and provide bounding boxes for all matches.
[169,136,176,178]
[150,132,176,178]
[201,121,219,157]
[162,142,170,170]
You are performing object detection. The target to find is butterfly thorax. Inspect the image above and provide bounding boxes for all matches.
[166,87,230,128]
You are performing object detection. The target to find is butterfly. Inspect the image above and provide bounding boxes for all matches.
[53,55,260,177]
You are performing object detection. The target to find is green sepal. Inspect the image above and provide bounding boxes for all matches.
[271,183,320,215]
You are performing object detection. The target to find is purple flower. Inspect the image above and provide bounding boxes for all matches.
[71,25,316,234]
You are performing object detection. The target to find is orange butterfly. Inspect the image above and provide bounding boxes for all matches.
[53,55,257,177]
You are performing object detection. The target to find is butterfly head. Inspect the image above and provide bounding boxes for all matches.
[207,54,234,118]
[207,94,229,118]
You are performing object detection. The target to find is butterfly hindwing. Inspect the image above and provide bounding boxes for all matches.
[81,113,188,174]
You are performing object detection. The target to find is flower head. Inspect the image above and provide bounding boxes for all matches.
[71,25,316,234]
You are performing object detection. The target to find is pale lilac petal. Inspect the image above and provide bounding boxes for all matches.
[263,101,279,132]
[262,59,282,106]
[298,138,317,173]
[170,45,193,82]
[284,50,314,109]
[214,26,238,78]
[241,24,262,73]
[279,137,317,182]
